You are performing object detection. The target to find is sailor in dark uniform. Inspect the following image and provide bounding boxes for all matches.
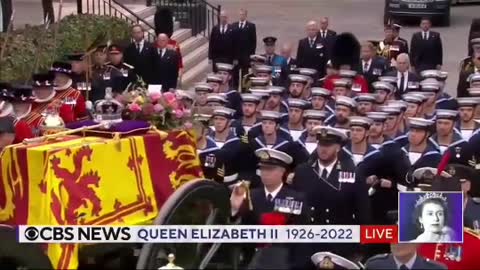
[263,86,289,124]
[286,98,308,141]
[249,88,270,111]
[309,87,334,114]
[325,96,356,132]
[287,74,310,99]
[403,93,426,120]
[343,116,381,168]
[456,97,480,141]
[206,93,228,112]
[291,126,371,264]
[429,109,468,156]
[216,63,243,118]
[332,78,354,98]
[193,114,224,183]
[435,71,458,111]
[355,93,376,116]
[297,68,318,98]
[241,54,267,91]
[208,107,242,187]
[389,99,409,134]
[235,93,261,134]
[372,81,395,107]
[379,105,408,147]
[400,117,442,190]
[206,73,223,94]
[193,83,213,113]
[418,79,442,121]
[249,76,270,90]
[366,243,447,269]
[298,110,328,155]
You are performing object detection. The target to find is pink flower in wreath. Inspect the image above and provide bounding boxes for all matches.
[153,103,164,113]
[174,109,184,118]
[142,103,155,115]
[182,109,192,117]
[128,103,142,112]
[149,92,162,102]
[183,121,193,129]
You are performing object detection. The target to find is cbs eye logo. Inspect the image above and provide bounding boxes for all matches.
[24,227,40,241]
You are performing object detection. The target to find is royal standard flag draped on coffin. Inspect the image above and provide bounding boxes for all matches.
[0,131,203,269]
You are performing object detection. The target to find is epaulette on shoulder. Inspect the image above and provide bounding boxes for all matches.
[123,62,134,69]
[366,253,389,262]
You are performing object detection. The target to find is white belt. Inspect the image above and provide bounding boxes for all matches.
[224,173,239,183]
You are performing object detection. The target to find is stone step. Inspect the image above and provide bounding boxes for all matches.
[182,42,209,72]
[171,28,192,44]
[179,35,208,56]
[181,58,211,89]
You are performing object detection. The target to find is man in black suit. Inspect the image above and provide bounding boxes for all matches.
[360,41,388,91]
[410,17,443,74]
[232,9,257,88]
[318,17,337,61]
[385,53,420,98]
[296,20,327,78]
[150,34,180,91]
[124,25,155,84]
[208,10,234,72]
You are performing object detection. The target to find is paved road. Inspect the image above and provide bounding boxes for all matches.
[13,0,479,95]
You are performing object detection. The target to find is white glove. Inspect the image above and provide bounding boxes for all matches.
[86,100,93,111]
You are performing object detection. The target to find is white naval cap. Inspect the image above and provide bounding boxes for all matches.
[250,54,267,63]
[250,77,270,87]
[215,63,234,72]
[338,69,357,78]
[206,74,223,83]
[333,78,352,88]
[206,93,228,104]
[297,68,317,77]
[412,167,451,180]
[335,95,357,109]
[372,81,394,92]
[241,93,261,104]
[436,109,458,120]
[378,76,397,86]
[310,87,331,97]
[260,110,282,121]
[355,93,376,103]
[254,65,273,74]
[266,86,286,95]
[366,111,389,122]
[471,37,480,45]
[175,89,195,100]
[420,79,441,92]
[212,106,236,118]
[194,83,213,93]
[255,148,293,167]
[402,93,425,104]
[468,73,480,83]
[289,74,309,84]
[457,97,479,107]
[408,117,434,129]
[249,88,270,98]
[420,69,441,79]
[311,252,360,270]
[438,71,448,81]
[467,87,480,96]
[379,105,402,115]
[193,113,212,123]
[287,98,309,109]
[388,100,408,111]
[303,110,327,121]
[405,91,429,102]
[312,125,349,144]
[349,116,373,128]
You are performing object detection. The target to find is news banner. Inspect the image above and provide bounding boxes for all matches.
[18,225,399,244]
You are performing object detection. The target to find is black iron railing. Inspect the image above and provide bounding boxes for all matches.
[77,0,157,42]
[153,0,220,38]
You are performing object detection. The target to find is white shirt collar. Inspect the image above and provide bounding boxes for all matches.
[393,253,417,270]
[318,159,337,177]
[136,39,145,46]
[264,183,283,200]
[363,59,372,66]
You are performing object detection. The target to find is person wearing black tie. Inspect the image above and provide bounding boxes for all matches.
[280,43,297,75]
[318,17,337,61]
[150,33,180,91]
[410,18,443,74]
[232,9,257,88]
[296,20,327,78]
[124,25,154,84]
[385,53,419,97]
[208,10,234,72]
[360,41,388,91]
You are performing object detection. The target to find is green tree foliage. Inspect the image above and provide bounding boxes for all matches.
[0,14,130,82]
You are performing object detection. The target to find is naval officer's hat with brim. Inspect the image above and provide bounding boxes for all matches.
[457,97,479,107]
[372,81,394,93]
[255,148,293,168]
[176,89,195,101]
[420,79,441,93]
[289,74,309,84]
[467,87,480,96]
[303,110,327,121]
[378,76,398,88]
[206,74,223,84]
[194,83,213,93]
[420,69,441,80]
[287,98,309,110]
[241,93,261,104]
[468,73,480,84]
[405,91,429,103]
[206,93,228,105]
[216,63,234,73]
[250,77,270,88]
[255,65,274,74]
[311,252,361,270]
[408,117,435,130]
[266,86,286,96]
[212,106,236,119]
[366,111,388,123]
[379,105,402,116]
[250,54,267,64]
[249,88,270,99]
[298,68,317,78]
[355,93,376,103]
[388,100,408,112]
[402,93,425,105]
[260,110,282,122]
[310,87,331,98]
[436,109,458,121]
[313,125,349,145]
[338,69,357,79]
[333,78,352,88]
[349,116,373,129]
[335,95,357,109]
